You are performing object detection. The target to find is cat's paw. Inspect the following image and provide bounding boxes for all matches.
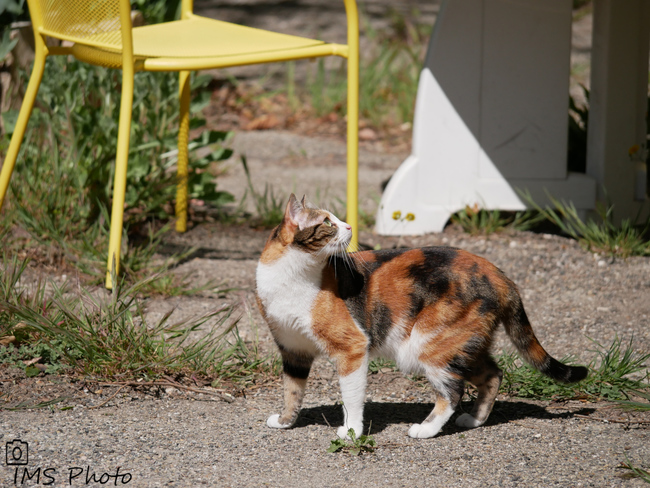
[408,422,441,439]
[266,414,292,429]
[455,413,483,429]
[337,425,363,439]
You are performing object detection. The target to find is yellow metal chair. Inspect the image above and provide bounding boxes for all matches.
[0,0,360,288]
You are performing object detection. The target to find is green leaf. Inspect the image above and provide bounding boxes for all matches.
[327,439,346,453]
[25,365,40,377]
[1,109,19,135]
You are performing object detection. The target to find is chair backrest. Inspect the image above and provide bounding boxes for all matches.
[26,0,132,52]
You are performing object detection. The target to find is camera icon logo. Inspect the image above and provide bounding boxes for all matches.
[6,440,29,466]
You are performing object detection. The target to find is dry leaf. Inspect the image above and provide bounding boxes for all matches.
[359,127,378,141]
[245,114,281,131]
[23,357,42,367]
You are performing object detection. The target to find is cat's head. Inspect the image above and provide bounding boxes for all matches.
[268,194,352,258]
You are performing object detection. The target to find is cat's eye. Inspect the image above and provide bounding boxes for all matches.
[323,218,333,227]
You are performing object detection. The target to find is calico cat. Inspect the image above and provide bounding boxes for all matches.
[256,194,587,439]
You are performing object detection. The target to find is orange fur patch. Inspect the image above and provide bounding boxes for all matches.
[312,267,368,376]
[351,251,376,265]
[259,239,287,265]
[366,250,426,330]
[418,303,490,369]
[453,250,512,306]
[527,339,549,365]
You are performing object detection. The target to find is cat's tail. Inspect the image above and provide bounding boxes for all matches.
[503,296,588,384]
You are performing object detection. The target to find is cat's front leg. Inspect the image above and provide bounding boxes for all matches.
[267,351,314,429]
[336,355,369,439]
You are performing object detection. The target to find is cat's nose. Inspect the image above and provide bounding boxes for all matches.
[345,224,352,230]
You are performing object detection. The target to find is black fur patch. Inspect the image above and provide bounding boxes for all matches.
[368,302,392,348]
[283,361,312,380]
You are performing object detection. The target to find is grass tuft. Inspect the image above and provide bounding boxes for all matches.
[0,257,271,383]
[521,191,650,258]
[619,458,650,483]
[451,204,541,235]
[499,337,650,401]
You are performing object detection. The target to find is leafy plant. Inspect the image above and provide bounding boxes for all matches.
[2,55,234,277]
[451,204,541,235]
[327,428,377,456]
[368,357,397,373]
[521,191,650,258]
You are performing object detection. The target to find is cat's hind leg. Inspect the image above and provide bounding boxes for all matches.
[408,373,464,439]
[455,356,503,429]
[267,351,314,429]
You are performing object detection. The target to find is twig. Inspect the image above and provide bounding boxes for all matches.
[322,413,332,428]
[574,414,650,425]
[377,442,410,449]
[91,380,235,408]
[89,384,129,410]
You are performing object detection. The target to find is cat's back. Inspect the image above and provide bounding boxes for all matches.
[343,245,515,326]
[351,246,504,281]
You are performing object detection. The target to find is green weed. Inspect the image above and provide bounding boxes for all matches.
[368,357,397,373]
[451,204,541,235]
[620,460,650,483]
[616,390,650,412]
[499,337,650,401]
[327,428,377,456]
[0,257,269,382]
[2,55,233,279]
[3,398,69,412]
[521,191,650,258]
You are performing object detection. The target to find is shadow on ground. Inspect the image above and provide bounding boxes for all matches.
[295,400,597,436]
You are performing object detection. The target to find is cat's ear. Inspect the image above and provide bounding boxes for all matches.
[284,194,305,230]
[300,195,317,209]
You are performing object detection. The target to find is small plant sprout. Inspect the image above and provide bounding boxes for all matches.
[327,428,377,456]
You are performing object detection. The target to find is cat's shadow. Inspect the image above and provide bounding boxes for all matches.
[295,400,596,437]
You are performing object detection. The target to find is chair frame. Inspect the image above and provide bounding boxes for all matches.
[0,0,359,288]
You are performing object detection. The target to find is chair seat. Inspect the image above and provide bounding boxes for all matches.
[72,15,326,59]
[133,16,326,58]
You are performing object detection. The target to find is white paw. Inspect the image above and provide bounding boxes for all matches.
[266,414,292,429]
[408,422,441,439]
[455,413,483,428]
[337,425,362,439]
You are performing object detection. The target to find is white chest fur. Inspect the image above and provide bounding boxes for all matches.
[256,248,325,354]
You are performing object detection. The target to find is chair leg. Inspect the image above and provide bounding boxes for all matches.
[175,70,191,233]
[105,67,135,289]
[346,25,360,251]
[0,49,47,211]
